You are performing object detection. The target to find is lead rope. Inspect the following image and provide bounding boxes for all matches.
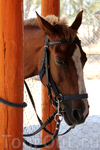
[0,97,27,108]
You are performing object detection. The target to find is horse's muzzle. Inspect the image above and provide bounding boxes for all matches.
[61,102,89,126]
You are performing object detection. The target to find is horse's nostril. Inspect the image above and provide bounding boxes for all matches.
[73,109,81,121]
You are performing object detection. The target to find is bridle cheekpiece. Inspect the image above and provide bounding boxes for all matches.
[39,35,88,110]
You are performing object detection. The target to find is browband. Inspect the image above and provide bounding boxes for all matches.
[47,40,81,46]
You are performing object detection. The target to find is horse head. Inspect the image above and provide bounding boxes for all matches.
[36,11,89,126]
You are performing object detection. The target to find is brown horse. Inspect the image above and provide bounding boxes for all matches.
[24,11,89,126]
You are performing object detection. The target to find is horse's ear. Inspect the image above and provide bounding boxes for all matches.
[70,10,83,31]
[36,12,56,39]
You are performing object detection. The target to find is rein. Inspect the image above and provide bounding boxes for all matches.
[23,80,75,148]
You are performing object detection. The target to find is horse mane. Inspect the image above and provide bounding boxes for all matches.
[24,15,77,40]
[24,15,67,27]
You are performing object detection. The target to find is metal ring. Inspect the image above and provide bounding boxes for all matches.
[54,113,63,122]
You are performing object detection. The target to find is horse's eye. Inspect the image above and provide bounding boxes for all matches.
[55,59,65,66]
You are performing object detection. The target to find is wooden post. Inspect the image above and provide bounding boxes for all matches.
[0,0,23,149]
[41,0,60,17]
[41,0,60,150]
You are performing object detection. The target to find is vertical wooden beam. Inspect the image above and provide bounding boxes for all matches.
[0,0,23,149]
[41,0,60,150]
[41,0,60,17]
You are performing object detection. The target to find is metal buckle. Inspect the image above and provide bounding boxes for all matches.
[55,93,62,102]
[54,98,63,122]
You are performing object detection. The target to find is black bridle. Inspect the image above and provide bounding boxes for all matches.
[39,35,88,107]
[23,35,88,148]
[0,33,88,148]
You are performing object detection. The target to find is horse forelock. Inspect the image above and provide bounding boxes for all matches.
[44,15,77,40]
[24,15,77,41]
[57,25,77,41]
